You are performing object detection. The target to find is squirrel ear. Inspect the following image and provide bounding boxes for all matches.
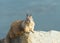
[26,14,29,17]
[26,13,32,17]
[29,14,32,18]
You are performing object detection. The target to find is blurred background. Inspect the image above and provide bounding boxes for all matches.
[0,0,59,39]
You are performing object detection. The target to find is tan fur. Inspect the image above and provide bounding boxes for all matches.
[21,15,35,33]
[7,20,24,39]
[7,15,35,39]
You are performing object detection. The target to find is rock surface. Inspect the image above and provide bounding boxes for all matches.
[0,30,60,43]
